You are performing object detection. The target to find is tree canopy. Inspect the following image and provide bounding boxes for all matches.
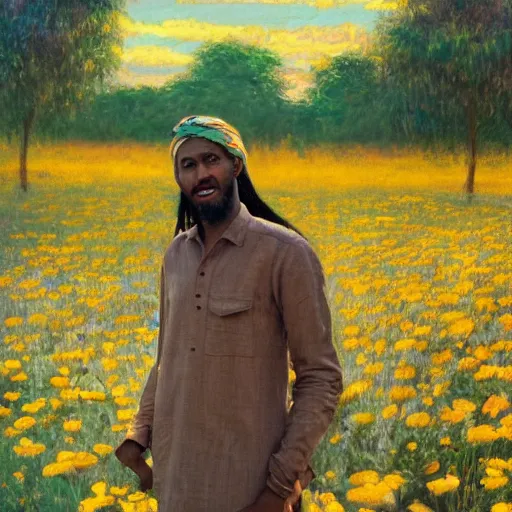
[0,0,125,190]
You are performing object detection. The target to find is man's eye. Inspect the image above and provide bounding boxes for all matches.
[207,155,219,163]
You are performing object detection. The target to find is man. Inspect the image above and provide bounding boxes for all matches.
[115,115,343,512]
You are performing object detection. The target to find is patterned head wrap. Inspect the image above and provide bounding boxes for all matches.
[169,115,248,172]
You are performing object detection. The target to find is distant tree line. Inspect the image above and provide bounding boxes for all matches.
[3,0,512,194]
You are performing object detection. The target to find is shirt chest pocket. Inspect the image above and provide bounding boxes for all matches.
[205,295,254,357]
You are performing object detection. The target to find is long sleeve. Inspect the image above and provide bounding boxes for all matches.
[267,239,343,498]
[120,263,166,451]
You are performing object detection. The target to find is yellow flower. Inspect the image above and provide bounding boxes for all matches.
[408,502,434,512]
[13,416,37,431]
[457,357,481,371]
[13,437,46,456]
[127,491,146,502]
[352,413,375,425]
[363,362,384,376]
[344,325,360,336]
[382,473,405,490]
[11,371,28,382]
[4,359,22,370]
[467,425,500,444]
[92,443,113,457]
[389,386,417,402]
[325,502,345,512]
[42,461,75,477]
[482,395,510,418]
[329,433,343,444]
[4,317,23,328]
[79,495,115,512]
[382,404,398,419]
[440,436,451,446]
[339,380,373,404]
[0,406,11,418]
[349,470,380,486]
[452,398,476,413]
[13,471,24,482]
[405,412,431,428]
[50,376,70,388]
[426,474,460,495]
[117,409,136,422]
[80,391,106,401]
[63,419,82,432]
[319,492,336,504]
[480,476,509,490]
[491,504,512,512]
[447,318,474,337]
[325,471,337,480]
[346,481,395,506]
[473,345,494,361]
[431,349,452,365]
[394,364,416,380]
[4,391,21,401]
[58,366,70,376]
[406,442,417,452]
[4,426,21,437]
[424,461,440,475]
[73,452,99,470]
[440,407,466,424]
[111,385,127,397]
[21,398,46,414]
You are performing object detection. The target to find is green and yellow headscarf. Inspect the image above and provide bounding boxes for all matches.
[169,115,249,172]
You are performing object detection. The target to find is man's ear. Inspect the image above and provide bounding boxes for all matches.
[233,157,243,178]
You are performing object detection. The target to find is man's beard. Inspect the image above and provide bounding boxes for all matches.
[193,177,235,225]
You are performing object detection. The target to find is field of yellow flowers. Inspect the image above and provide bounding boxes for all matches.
[1,142,511,512]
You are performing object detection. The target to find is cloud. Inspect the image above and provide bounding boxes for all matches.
[120,16,370,64]
[172,0,399,8]
[121,46,194,67]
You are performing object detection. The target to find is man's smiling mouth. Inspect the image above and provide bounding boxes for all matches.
[196,188,216,197]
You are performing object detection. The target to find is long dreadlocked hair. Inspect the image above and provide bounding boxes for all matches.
[173,157,307,241]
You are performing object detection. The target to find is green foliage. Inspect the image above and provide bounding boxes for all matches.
[0,0,125,137]
[374,0,512,150]
[305,53,400,146]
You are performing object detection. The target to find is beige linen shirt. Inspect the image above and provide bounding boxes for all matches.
[119,201,343,511]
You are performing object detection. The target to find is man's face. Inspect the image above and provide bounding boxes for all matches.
[175,137,239,225]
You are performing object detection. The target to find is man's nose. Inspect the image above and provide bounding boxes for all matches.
[196,162,211,180]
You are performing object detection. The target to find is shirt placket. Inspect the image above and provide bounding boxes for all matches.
[191,236,222,355]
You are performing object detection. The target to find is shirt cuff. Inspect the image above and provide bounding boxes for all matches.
[123,425,151,451]
[266,464,316,500]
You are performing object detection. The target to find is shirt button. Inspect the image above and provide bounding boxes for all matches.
[196,305,201,310]
[190,347,196,352]
[199,271,205,276]
[195,293,201,298]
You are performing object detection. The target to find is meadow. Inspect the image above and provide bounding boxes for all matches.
[0,142,511,512]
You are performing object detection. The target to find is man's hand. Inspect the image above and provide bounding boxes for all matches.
[238,480,302,512]
[115,440,153,492]
[284,480,302,512]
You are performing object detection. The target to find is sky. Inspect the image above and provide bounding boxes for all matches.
[117,0,398,99]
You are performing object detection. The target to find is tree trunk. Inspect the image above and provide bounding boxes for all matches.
[464,97,477,202]
[19,107,36,192]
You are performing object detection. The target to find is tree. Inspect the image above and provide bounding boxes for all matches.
[162,40,290,149]
[0,0,124,191]
[375,0,512,198]
[306,53,395,146]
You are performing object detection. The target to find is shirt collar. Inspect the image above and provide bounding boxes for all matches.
[185,201,251,247]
